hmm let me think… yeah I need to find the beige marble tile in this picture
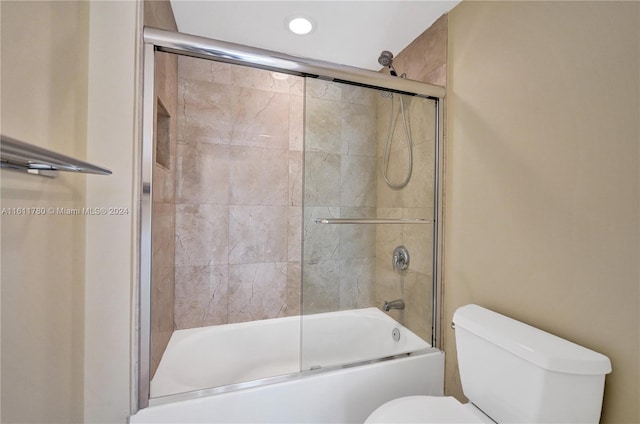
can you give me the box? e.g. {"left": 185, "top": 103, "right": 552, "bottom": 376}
{"left": 153, "top": 162, "right": 175, "bottom": 204}
{"left": 228, "top": 205, "right": 288, "bottom": 264}
{"left": 341, "top": 83, "right": 378, "bottom": 106}
{"left": 380, "top": 147, "right": 411, "bottom": 186}
{"left": 285, "top": 261, "right": 301, "bottom": 316}
{"left": 287, "top": 206, "right": 302, "bottom": 262}
{"left": 302, "top": 259, "right": 339, "bottom": 314}
{"left": 155, "top": 52, "right": 178, "bottom": 116}
{"left": 288, "top": 150, "right": 303, "bottom": 207}
{"left": 304, "top": 96, "right": 342, "bottom": 153}
{"left": 179, "top": 55, "right": 232, "bottom": 85}
{"left": 377, "top": 94, "right": 430, "bottom": 156}
{"left": 230, "top": 87, "right": 290, "bottom": 149}
{"left": 304, "top": 152, "right": 341, "bottom": 206}
{"left": 402, "top": 270, "right": 432, "bottom": 341}
{"left": 341, "top": 102, "right": 378, "bottom": 157}
{"left": 376, "top": 162, "right": 403, "bottom": 208}
{"left": 377, "top": 208, "right": 404, "bottom": 219}
{"left": 289, "top": 94, "right": 304, "bottom": 151}
{"left": 339, "top": 257, "right": 375, "bottom": 310}
{"left": 177, "top": 105, "right": 231, "bottom": 146}
{"left": 403, "top": 207, "right": 432, "bottom": 221}
{"left": 306, "top": 78, "right": 341, "bottom": 101}
{"left": 174, "top": 265, "right": 229, "bottom": 329}
{"left": 405, "top": 96, "right": 436, "bottom": 148}
{"left": 175, "top": 204, "right": 229, "bottom": 266}
{"left": 177, "top": 80, "right": 232, "bottom": 145}
{"left": 231, "top": 65, "right": 301, "bottom": 95}
{"left": 339, "top": 207, "right": 376, "bottom": 259}
{"left": 393, "top": 14, "right": 447, "bottom": 84}
{"left": 144, "top": 0, "right": 178, "bottom": 31}
{"left": 400, "top": 141, "right": 435, "bottom": 208}
{"left": 341, "top": 155, "right": 377, "bottom": 207}
{"left": 150, "top": 249, "right": 175, "bottom": 376}
{"left": 375, "top": 208, "right": 404, "bottom": 269}
{"left": 424, "top": 64, "right": 446, "bottom": 88}
{"left": 153, "top": 53, "right": 178, "bottom": 206}
{"left": 374, "top": 258, "right": 403, "bottom": 321}
{"left": 288, "top": 75, "right": 304, "bottom": 96}
{"left": 376, "top": 94, "right": 393, "bottom": 157}
{"left": 401, "top": 218, "right": 433, "bottom": 275}
{"left": 180, "top": 56, "right": 228, "bottom": 83}
{"left": 151, "top": 201, "right": 175, "bottom": 357}
{"left": 376, "top": 95, "right": 422, "bottom": 205}
{"left": 176, "top": 143, "right": 230, "bottom": 205}
{"left": 152, "top": 202, "right": 176, "bottom": 259}
{"left": 151, "top": 47, "right": 178, "bottom": 378}
{"left": 228, "top": 262, "right": 287, "bottom": 323}
{"left": 229, "top": 146, "right": 288, "bottom": 206}
{"left": 303, "top": 207, "right": 340, "bottom": 264}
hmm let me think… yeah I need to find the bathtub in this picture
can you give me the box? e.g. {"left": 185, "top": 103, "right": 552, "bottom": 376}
{"left": 131, "top": 308, "right": 444, "bottom": 423}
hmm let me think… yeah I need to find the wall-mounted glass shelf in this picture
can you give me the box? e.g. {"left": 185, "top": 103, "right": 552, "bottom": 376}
{"left": 1, "top": 135, "right": 112, "bottom": 177}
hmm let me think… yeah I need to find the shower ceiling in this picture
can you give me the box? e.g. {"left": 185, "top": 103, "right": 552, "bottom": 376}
{"left": 169, "top": 1, "right": 460, "bottom": 71}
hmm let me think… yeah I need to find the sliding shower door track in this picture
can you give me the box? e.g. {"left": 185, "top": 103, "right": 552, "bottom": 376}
{"left": 148, "top": 347, "right": 438, "bottom": 407}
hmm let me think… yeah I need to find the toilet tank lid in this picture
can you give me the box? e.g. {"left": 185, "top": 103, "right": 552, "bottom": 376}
{"left": 453, "top": 304, "right": 612, "bottom": 375}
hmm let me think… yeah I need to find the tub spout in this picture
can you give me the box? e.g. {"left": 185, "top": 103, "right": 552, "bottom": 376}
{"left": 383, "top": 299, "right": 405, "bottom": 312}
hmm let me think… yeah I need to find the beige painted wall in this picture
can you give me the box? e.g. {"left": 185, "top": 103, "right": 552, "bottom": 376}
{"left": 84, "top": 1, "right": 140, "bottom": 422}
{"left": 0, "top": 2, "right": 89, "bottom": 422}
{"left": 2, "top": 2, "right": 140, "bottom": 422}
{"left": 445, "top": 2, "right": 639, "bottom": 423}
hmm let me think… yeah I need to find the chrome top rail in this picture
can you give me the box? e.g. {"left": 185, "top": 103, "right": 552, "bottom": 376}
{"left": 314, "top": 218, "right": 432, "bottom": 225}
{"left": 1, "top": 135, "right": 112, "bottom": 177}
{"left": 143, "top": 27, "right": 445, "bottom": 100}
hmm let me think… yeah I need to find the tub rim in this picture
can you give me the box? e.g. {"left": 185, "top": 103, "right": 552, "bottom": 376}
{"left": 151, "top": 307, "right": 432, "bottom": 399}
{"left": 148, "top": 347, "right": 440, "bottom": 407}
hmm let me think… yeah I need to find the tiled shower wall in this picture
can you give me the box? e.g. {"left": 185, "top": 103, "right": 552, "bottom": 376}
{"left": 172, "top": 56, "right": 438, "bottom": 338}
{"left": 150, "top": 50, "right": 178, "bottom": 376}
{"left": 174, "top": 57, "right": 304, "bottom": 329}
{"left": 146, "top": 0, "right": 179, "bottom": 380}
{"left": 377, "top": 13, "right": 447, "bottom": 342}
{"left": 302, "top": 79, "right": 379, "bottom": 313}
{"left": 374, "top": 94, "right": 436, "bottom": 341}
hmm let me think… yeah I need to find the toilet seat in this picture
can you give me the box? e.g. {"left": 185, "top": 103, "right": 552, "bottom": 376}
{"left": 365, "top": 396, "right": 492, "bottom": 423}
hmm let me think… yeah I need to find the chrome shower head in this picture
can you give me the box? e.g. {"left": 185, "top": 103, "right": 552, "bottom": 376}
{"left": 378, "top": 50, "right": 394, "bottom": 67}
{"left": 378, "top": 50, "right": 398, "bottom": 76}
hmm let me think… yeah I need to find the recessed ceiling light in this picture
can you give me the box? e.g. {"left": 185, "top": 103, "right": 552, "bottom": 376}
{"left": 287, "top": 16, "right": 314, "bottom": 35}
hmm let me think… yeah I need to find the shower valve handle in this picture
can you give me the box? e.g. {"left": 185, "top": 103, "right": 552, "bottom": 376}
{"left": 392, "top": 246, "right": 409, "bottom": 271}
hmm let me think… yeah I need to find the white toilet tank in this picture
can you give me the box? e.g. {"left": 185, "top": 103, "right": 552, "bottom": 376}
{"left": 453, "top": 305, "right": 612, "bottom": 423}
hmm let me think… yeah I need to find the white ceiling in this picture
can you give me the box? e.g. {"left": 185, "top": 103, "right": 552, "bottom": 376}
{"left": 170, "top": 1, "right": 460, "bottom": 71}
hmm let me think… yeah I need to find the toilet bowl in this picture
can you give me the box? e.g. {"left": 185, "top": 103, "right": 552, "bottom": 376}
{"left": 365, "top": 395, "right": 493, "bottom": 423}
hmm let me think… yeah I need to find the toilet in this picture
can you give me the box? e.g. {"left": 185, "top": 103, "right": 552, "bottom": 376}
{"left": 366, "top": 304, "right": 612, "bottom": 423}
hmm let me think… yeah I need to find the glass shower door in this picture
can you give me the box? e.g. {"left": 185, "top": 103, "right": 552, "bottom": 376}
{"left": 301, "top": 77, "right": 437, "bottom": 371}
{"left": 149, "top": 53, "right": 307, "bottom": 398}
